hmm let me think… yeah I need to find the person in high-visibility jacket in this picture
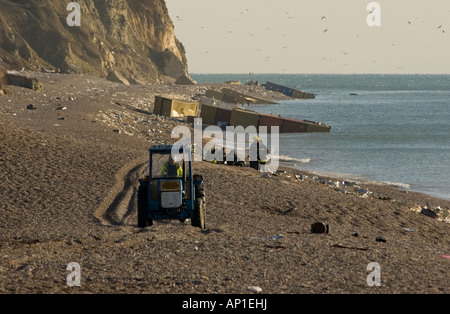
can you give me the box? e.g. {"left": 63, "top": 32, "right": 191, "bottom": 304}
{"left": 161, "top": 155, "right": 183, "bottom": 177}
{"left": 249, "top": 136, "right": 268, "bottom": 171}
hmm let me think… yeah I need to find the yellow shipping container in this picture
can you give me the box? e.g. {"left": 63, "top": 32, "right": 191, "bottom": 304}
{"left": 156, "top": 96, "right": 199, "bottom": 118}
{"left": 171, "top": 100, "right": 199, "bottom": 118}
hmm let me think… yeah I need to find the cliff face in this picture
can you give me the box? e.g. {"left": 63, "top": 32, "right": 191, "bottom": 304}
{"left": 0, "top": 0, "right": 190, "bottom": 83}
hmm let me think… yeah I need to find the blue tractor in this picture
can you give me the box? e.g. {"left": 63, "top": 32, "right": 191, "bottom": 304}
{"left": 137, "top": 144, "right": 206, "bottom": 229}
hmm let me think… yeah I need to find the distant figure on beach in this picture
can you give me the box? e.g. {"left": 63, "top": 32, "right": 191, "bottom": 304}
{"left": 249, "top": 136, "right": 268, "bottom": 171}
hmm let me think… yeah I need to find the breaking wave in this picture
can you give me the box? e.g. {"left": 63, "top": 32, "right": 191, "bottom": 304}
{"left": 276, "top": 155, "right": 311, "bottom": 163}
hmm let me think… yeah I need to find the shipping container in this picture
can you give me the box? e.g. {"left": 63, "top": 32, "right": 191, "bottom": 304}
{"left": 171, "top": 100, "right": 199, "bottom": 118}
{"left": 230, "top": 108, "right": 261, "bottom": 129}
{"left": 215, "top": 107, "right": 233, "bottom": 126}
{"left": 304, "top": 120, "right": 331, "bottom": 132}
{"left": 154, "top": 95, "right": 199, "bottom": 118}
{"left": 292, "top": 89, "right": 315, "bottom": 99}
{"left": 205, "top": 90, "right": 225, "bottom": 101}
{"left": 265, "top": 81, "right": 315, "bottom": 99}
{"left": 280, "top": 117, "right": 308, "bottom": 133}
{"left": 160, "top": 98, "right": 173, "bottom": 117}
{"left": 153, "top": 95, "right": 164, "bottom": 115}
{"left": 258, "top": 113, "right": 284, "bottom": 133}
{"left": 200, "top": 104, "right": 218, "bottom": 126}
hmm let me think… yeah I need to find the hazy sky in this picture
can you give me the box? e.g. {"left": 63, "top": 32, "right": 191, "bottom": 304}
{"left": 165, "top": 0, "right": 450, "bottom": 74}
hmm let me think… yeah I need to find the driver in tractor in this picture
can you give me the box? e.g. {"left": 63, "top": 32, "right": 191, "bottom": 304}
{"left": 161, "top": 155, "right": 183, "bottom": 177}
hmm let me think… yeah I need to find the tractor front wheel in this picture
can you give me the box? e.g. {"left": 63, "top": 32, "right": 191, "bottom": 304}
{"left": 137, "top": 185, "right": 152, "bottom": 227}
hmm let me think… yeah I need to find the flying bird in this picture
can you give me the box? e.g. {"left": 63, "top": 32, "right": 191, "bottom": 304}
{"left": 323, "top": 29, "right": 328, "bottom": 33}
{"left": 321, "top": 16, "right": 326, "bottom": 20}
{"left": 437, "top": 25, "right": 442, "bottom": 29}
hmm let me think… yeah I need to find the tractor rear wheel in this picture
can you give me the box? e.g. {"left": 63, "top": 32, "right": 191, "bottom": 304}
{"left": 137, "top": 185, "right": 152, "bottom": 227}
{"left": 192, "top": 197, "right": 206, "bottom": 229}
{"left": 194, "top": 184, "right": 205, "bottom": 199}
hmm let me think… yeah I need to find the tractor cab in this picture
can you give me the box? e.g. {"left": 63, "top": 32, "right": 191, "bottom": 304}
{"left": 137, "top": 144, "right": 205, "bottom": 229}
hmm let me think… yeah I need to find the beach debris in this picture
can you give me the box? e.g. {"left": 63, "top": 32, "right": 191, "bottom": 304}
{"left": 6, "top": 72, "right": 44, "bottom": 92}
{"left": 420, "top": 207, "right": 438, "bottom": 219}
{"left": 376, "top": 236, "right": 386, "bottom": 243}
{"left": 294, "top": 174, "right": 305, "bottom": 181}
{"left": 352, "top": 232, "right": 359, "bottom": 237}
{"left": 261, "top": 173, "right": 277, "bottom": 181}
{"left": 26, "top": 104, "right": 37, "bottom": 110}
{"left": 409, "top": 204, "right": 449, "bottom": 223}
{"left": 326, "top": 180, "right": 340, "bottom": 187}
{"left": 56, "top": 106, "right": 67, "bottom": 110}
{"left": 281, "top": 207, "right": 296, "bottom": 215}
{"left": 356, "top": 188, "right": 373, "bottom": 198}
{"left": 247, "top": 286, "right": 263, "bottom": 293}
{"left": 331, "top": 243, "right": 369, "bottom": 251}
{"left": 268, "top": 234, "right": 283, "bottom": 240}
{"left": 263, "top": 244, "right": 287, "bottom": 252}
{"left": 402, "top": 228, "right": 415, "bottom": 232}
{"left": 311, "top": 222, "right": 329, "bottom": 234}
{"left": 250, "top": 234, "right": 284, "bottom": 241}
{"left": 440, "top": 255, "right": 450, "bottom": 259}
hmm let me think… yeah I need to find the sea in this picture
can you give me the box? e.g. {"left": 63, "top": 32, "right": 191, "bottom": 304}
{"left": 191, "top": 73, "right": 450, "bottom": 201}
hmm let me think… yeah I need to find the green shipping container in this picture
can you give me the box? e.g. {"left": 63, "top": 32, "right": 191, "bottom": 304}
{"left": 153, "top": 96, "right": 164, "bottom": 115}
{"left": 160, "top": 99, "right": 173, "bottom": 117}
{"left": 215, "top": 107, "right": 233, "bottom": 126}
{"left": 200, "top": 104, "right": 218, "bottom": 125}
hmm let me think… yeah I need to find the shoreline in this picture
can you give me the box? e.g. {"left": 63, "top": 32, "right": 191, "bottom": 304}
{"left": 277, "top": 162, "right": 450, "bottom": 223}
{"left": 279, "top": 158, "right": 450, "bottom": 202}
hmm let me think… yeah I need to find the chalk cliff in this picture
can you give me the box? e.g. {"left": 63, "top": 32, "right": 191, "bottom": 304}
{"left": 0, "top": 0, "right": 190, "bottom": 84}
